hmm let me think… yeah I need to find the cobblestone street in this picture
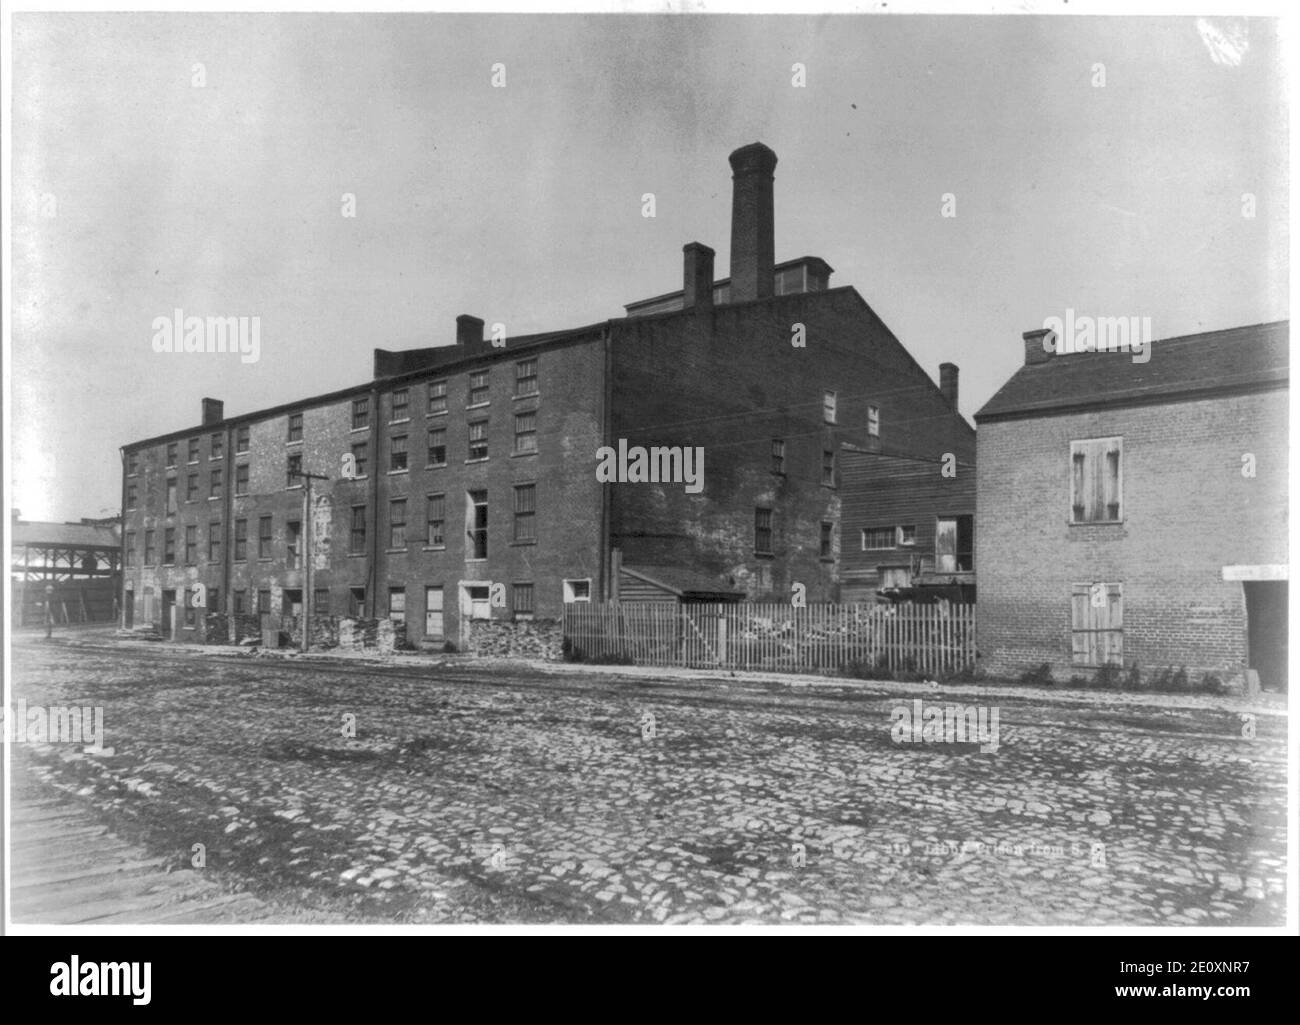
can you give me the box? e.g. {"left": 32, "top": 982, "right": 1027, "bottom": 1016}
{"left": 9, "top": 639, "right": 1287, "bottom": 925}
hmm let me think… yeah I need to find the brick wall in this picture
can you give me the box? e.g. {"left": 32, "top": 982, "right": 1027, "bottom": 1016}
{"left": 976, "top": 388, "right": 1288, "bottom": 679}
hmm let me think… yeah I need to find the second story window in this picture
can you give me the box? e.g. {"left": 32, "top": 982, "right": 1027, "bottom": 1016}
{"left": 820, "top": 522, "right": 833, "bottom": 559}
{"left": 514, "top": 412, "right": 537, "bottom": 454}
{"left": 755, "top": 507, "right": 773, "bottom": 556}
{"left": 287, "top": 452, "right": 302, "bottom": 488}
{"left": 235, "top": 463, "right": 249, "bottom": 496}
{"left": 469, "top": 370, "right": 490, "bottom": 407}
{"left": 467, "top": 489, "right": 488, "bottom": 559}
{"left": 127, "top": 452, "right": 139, "bottom": 476}
{"left": 1071, "top": 437, "right": 1123, "bottom": 523}
{"left": 210, "top": 468, "right": 222, "bottom": 499}
{"left": 391, "top": 389, "right": 409, "bottom": 422}
{"left": 867, "top": 405, "right": 880, "bottom": 437}
{"left": 126, "top": 483, "right": 138, "bottom": 509}
{"left": 188, "top": 438, "right": 200, "bottom": 463}
{"left": 427, "top": 428, "right": 446, "bottom": 467}
{"left": 233, "top": 519, "right": 247, "bottom": 561}
{"left": 822, "top": 449, "right": 835, "bottom": 487}
{"left": 166, "top": 442, "right": 178, "bottom": 467}
{"left": 258, "top": 515, "right": 272, "bottom": 559}
{"left": 390, "top": 434, "right": 408, "bottom": 472}
{"left": 468, "top": 420, "right": 488, "bottom": 461}
{"left": 163, "top": 527, "right": 176, "bottom": 565}
{"left": 186, "top": 473, "right": 198, "bottom": 502}
{"left": 515, "top": 358, "right": 538, "bottom": 396}
{"left": 184, "top": 525, "right": 197, "bottom": 564}
{"left": 862, "top": 527, "right": 895, "bottom": 550}
{"left": 235, "top": 425, "right": 250, "bottom": 453}
{"left": 124, "top": 531, "right": 135, "bottom": 565}
{"left": 208, "top": 521, "right": 221, "bottom": 561}
{"left": 771, "top": 438, "right": 785, "bottom": 474}
{"left": 165, "top": 478, "right": 177, "bottom": 514}
{"left": 287, "top": 519, "right": 301, "bottom": 567}
{"left": 144, "top": 530, "right": 156, "bottom": 565}
{"left": 513, "top": 483, "right": 536, "bottom": 542}
{"left": 350, "top": 505, "right": 366, "bottom": 554}
{"left": 288, "top": 413, "right": 303, "bottom": 443}
{"left": 210, "top": 432, "right": 223, "bottom": 459}
{"left": 823, "top": 391, "right": 837, "bottom": 424}
{"left": 426, "top": 494, "right": 445, "bottom": 547}
{"left": 352, "top": 396, "right": 370, "bottom": 431}
{"left": 389, "top": 499, "right": 407, "bottom": 549}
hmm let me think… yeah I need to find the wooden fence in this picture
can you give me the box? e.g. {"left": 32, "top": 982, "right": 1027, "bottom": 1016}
{"left": 562, "top": 601, "right": 976, "bottom": 675}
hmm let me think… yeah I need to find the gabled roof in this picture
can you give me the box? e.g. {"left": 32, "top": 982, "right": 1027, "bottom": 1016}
{"left": 975, "top": 320, "right": 1289, "bottom": 423}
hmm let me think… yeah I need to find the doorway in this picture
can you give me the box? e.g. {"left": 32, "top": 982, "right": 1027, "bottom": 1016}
{"left": 1245, "top": 581, "right": 1287, "bottom": 691}
{"left": 160, "top": 589, "right": 176, "bottom": 638}
{"left": 458, "top": 581, "right": 491, "bottom": 648}
{"left": 425, "top": 586, "right": 445, "bottom": 643}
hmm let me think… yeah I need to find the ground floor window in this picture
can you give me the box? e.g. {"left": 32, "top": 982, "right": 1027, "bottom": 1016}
{"left": 349, "top": 587, "right": 366, "bottom": 618}
{"left": 389, "top": 587, "right": 406, "bottom": 624}
{"left": 1071, "top": 582, "right": 1123, "bottom": 665}
{"left": 563, "top": 578, "right": 591, "bottom": 603}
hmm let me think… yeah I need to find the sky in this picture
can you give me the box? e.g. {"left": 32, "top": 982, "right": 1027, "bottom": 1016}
{"left": 8, "top": 12, "right": 1289, "bottom": 522}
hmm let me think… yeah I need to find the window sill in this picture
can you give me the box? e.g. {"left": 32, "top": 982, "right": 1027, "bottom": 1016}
{"left": 341, "top": 475, "right": 368, "bottom": 482}
{"left": 210, "top": 456, "right": 222, "bottom": 461}
{"left": 513, "top": 392, "right": 539, "bottom": 401}
{"left": 387, "top": 469, "right": 409, "bottom": 476}
{"left": 385, "top": 548, "right": 408, "bottom": 554}
{"left": 426, "top": 463, "right": 447, "bottom": 471}
{"left": 287, "top": 484, "right": 303, "bottom": 491}
{"left": 426, "top": 410, "right": 448, "bottom": 419}
{"left": 347, "top": 552, "right": 366, "bottom": 558}
{"left": 349, "top": 427, "right": 369, "bottom": 435}
{"left": 510, "top": 539, "right": 538, "bottom": 547}
{"left": 208, "top": 496, "right": 221, "bottom": 501}
{"left": 287, "top": 439, "right": 303, "bottom": 447}
{"left": 1068, "top": 519, "right": 1125, "bottom": 527}
{"left": 512, "top": 450, "right": 537, "bottom": 458}
{"left": 466, "top": 402, "right": 490, "bottom": 411}
{"left": 465, "top": 558, "right": 487, "bottom": 564}
{"left": 754, "top": 552, "right": 775, "bottom": 560}
{"left": 465, "top": 458, "right": 489, "bottom": 465}
{"left": 421, "top": 546, "right": 447, "bottom": 552}
{"left": 389, "top": 418, "right": 411, "bottom": 426}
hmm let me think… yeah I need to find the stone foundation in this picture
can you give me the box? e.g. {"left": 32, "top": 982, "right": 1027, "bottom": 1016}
{"left": 468, "top": 617, "right": 563, "bottom": 660}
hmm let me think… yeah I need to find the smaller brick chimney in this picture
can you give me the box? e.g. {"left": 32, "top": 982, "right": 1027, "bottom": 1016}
{"left": 456, "top": 315, "right": 485, "bottom": 348}
{"left": 1023, "top": 328, "right": 1055, "bottom": 366}
{"left": 201, "top": 398, "right": 224, "bottom": 425}
{"left": 939, "top": 363, "right": 958, "bottom": 408}
{"left": 682, "top": 242, "right": 715, "bottom": 313}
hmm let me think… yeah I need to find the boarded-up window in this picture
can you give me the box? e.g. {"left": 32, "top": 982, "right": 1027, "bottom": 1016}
{"left": 1070, "top": 437, "right": 1122, "bottom": 523}
{"left": 1071, "top": 582, "right": 1123, "bottom": 666}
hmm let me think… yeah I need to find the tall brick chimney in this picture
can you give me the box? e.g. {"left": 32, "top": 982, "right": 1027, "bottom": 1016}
{"left": 939, "top": 363, "right": 958, "bottom": 408}
{"left": 728, "top": 142, "right": 778, "bottom": 304}
{"left": 1023, "top": 328, "right": 1055, "bottom": 366}
{"left": 456, "top": 314, "right": 485, "bottom": 348}
{"left": 682, "top": 242, "right": 715, "bottom": 313}
{"left": 201, "top": 398, "right": 224, "bottom": 425}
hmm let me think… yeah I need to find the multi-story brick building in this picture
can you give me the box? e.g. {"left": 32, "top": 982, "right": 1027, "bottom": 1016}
{"left": 974, "top": 320, "right": 1289, "bottom": 689}
{"left": 120, "top": 142, "right": 973, "bottom": 648}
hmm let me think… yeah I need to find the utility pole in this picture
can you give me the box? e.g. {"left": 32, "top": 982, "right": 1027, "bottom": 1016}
{"left": 292, "top": 468, "right": 331, "bottom": 653}
{"left": 44, "top": 583, "right": 54, "bottom": 641}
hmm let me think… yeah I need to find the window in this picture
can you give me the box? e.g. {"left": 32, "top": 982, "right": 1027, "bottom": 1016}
{"left": 166, "top": 442, "right": 178, "bottom": 467}
{"left": 867, "top": 405, "right": 880, "bottom": 437}
{"left": 1070, "top": 437, "right": 1122, "bottom": 523}
{"left": 936, "top": 515, "right": 974, "bottom": 572}
{"left": 258, "top": 516, "right": 272, "bottom": 559}
{"left": 391, "top": 389, "right": 409, "bottom": 422}
{"left": 163, "top": 528, "right": 176, "bottom": 565}
{"left": 287, "top": 520, "right": 301, "bottom": 568}
{"left": 755, "top": 507, "right": 773, "bottom": 556}
{"left": 288, "top": 412, "right": 303, "bottom": 443}
{"left": 235, "top": 463, "right": 249, "bottom": 496}
{"left": 1071, "top": 582, "right": 1123, "bottom": 665}
{"left": 314, "top": 588, "right": 330, "bottom": 615}
{"left": 208, "top": 588, "right": 219, "bottom": 617}
{"left": 862, "top": 527, "right": 895, "bottom": 551}
{"left": 516, "top": 359, "right": 538, "bottom": 397}
{"left": 823, "top": 390, "right": 837, "bottom": 424}
{"left": 822, "top": 449, "right": 835, "bottom": 486}
{"left": 468, "top": 421, "right": 488, "bottom": 461}
{"left": 144, "top": 530, "right": 156, "bottom": 565}
{"left": 184, "top": 525, "right": 197, "bottom": 564}
{"left": 234, "top": 519, "right": 248, "bottom": 561}
{"left": 188, "top": 438, "right": 200, "bottom": 463}
{"left": 127, "top": 452, "right": 139, "bottom": 476}
{"left": 513, "top": 582, "right": 534, "bottom": 618}
{"left": 352, "top": 397, "right": 370, "bottom": 431}
{"left": 208, "top": 521, "right": 221, "bottom": 561}
{"left": 257, "top": 589, "right": 271, "bottom": 615}
{"left": 390, "top": 434, "right": 408, "bottom": 472}
{"left": 426, "top": 494, "right": 445, "bottom": 547}
{"left": 184, "top": 590, "right": 197, "bottom": 628}
{"left": 820, "top": 522, "right": 833, "bottom": 559}
{"left": 771, "top": 439, "right": 785, "bottom": 474}
{"left": 897, "top": 525, "right": 916, "bottom": 547}
{"left": 287, "top": 452, "right": 302, "bottom": 487}
{"left": 349, "top": 587, "right": 366, "bottom": 618}
{"left": 126, "top": 483, "right": 137, "bottom": 509}
{"left": 425, "top": 586, "right": 444, "bottom": 641}
{"left": 427, "top": 428, "right": 446, "bottom": 467}
{"left": 187, "top": 473, "right": 199, "bottom": 502}
{"left": 350, "top": 442, "right": 368, "bottom": 478}
{"left": 469, "top": 370, "right": 490, "bottom": 406}
{"left": 514, "top": 484, "right": 536, "bottom": 542}
{"left": 428, "top": 380, "right": 447, "bottom": 415}
{"left": 514, "top": 412, "right": 537, "bottom": 454}
{"left": 209, "top": 468, "right": 222, "bottom": 499}
{"left": 166, "top": 478, "right": 177, "bottom": 514}
{"left": 350, "top": 505, "right": 366, "bottom": 554}
{"left": 236, "top": 425, "right": 250, "bottom": 453}
{"left": 234, "top": 590, "right": 246, "bottom": 615}
{"left": 467, "top": 490, "right": 488, "bottom": 559}
{"left": 125, "top": 532, "right": 136, "bottom": 566}
{"left": 389, "top": 499, "right": 407, "bottom": 549}
{"left": 563, "top": 579, "right": 591, "bottom": 603}
{"left": 388, "top": 587, "right": 406, "bottom": 624}
{"left": 211, "top": 433, "right": 223, "bottom": 459}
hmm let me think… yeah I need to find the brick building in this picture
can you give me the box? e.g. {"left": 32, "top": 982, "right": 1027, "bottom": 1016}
{"left": 120, "top": 142, "right": 973, "bottom": 648}
{"left": 974, "top": 320, "right": 1289, "bottom": 689}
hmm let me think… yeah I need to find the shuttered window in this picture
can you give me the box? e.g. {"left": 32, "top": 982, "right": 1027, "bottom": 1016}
{"left": 1070, "top": 437, "right": 1122, "bottom": 523}
{"left": 1071, "top": 582, "right": 1123, "bottom": 666}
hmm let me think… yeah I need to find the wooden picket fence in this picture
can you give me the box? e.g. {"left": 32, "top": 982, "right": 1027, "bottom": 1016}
{"left": 562, "top": 601, "right": 976, "bottom": 675}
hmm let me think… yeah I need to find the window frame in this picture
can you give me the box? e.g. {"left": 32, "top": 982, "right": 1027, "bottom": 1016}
{"left": 1069, "top": 436, "right": 1124, "bottom": 525}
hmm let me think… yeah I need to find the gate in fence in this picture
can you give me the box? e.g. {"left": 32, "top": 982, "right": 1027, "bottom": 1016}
{"left": 563, "top": 601, "right": 976, "bottom": 675}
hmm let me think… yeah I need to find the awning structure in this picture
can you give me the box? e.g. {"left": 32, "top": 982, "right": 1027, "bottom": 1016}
{"left": 618, "top": 564, "right": 745, "bottom": 603}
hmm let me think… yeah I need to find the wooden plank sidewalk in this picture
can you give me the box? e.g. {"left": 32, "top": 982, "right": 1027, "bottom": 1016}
{"left": 10, "top": 791, "right": 274, "bottom": 925}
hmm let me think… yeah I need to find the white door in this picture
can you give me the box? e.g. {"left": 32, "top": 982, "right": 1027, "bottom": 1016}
{"left": 425, "top": 586, "right": 444, "bottom": 642}
{"left": 936, "top": 518, "right": 958, "bottom": 573}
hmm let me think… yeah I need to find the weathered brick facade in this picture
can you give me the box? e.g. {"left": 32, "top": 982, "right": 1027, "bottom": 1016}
{"left": 975, "top": 322, "right": 1288, "bottom": 685}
